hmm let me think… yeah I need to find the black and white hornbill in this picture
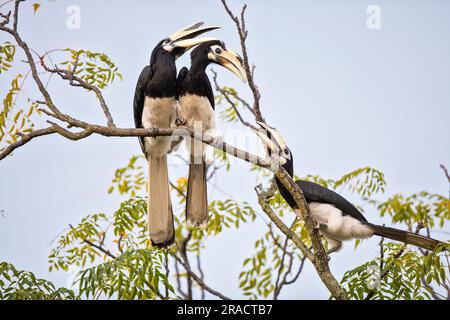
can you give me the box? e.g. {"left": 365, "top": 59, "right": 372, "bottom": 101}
{"left": 133, "top": 22, "right": 219, "bottom": 247}
{"left": 176, "top": 40, "right": 247, "bottom": 226}
{"left": 253, "top": 122, "right": 443, "bottom": 253}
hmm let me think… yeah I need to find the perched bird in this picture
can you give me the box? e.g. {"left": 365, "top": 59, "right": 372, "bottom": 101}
{"left": 133, "top": 23, "right": 219, "bottom": 247}
{"left": 253, "top": 122, "right": 443, "bottom": 253}
{"left": 176, "top": 40, "right": 247, "bottom": 226}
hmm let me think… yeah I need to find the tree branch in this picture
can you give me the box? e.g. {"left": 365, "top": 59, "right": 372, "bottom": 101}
{"left": 39, "top": 58, "right": 115, "bottom": 127}
{"left": 211, "top": 70, "right": 256, "bottom": 130}
{"left": 174, "top": 255, "right": 231, "bottom": 300}
{"left": 219, "top": 0, "right": 264, "bottom": 122}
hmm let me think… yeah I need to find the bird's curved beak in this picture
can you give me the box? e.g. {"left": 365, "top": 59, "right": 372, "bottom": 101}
{"left": 210, "top": 48, "right": 247, "bottom": 83}
{"left": 165, "top": 22, "right": 220, "bottom": 56}
{"left": 252, "top": 121, "right": 287, "bottom": 162}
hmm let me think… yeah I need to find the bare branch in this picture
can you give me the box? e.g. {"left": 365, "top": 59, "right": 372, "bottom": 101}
{"left": 0, "top": 127, "right": 56, "bottom": 161}
{"left": 69, "top": 224, "right": 117, "bottom": 260}
{"left": 174, "top": 253, "right": 231, "bottom": 300}
{"left": 39, "top": 58, "right": 115, "bottom": 127}
{"left": 440, "top": 164, "right": 450, "bottom": 183}
{"left": 255, "top": 184, "right": 313, "bottom": 261}
{"left": 178, "top": 232, "right": 193, "bottom": 300}
{"left": 196, "top": 255, "right": 206, "bottom": 300}
{"left": 219, "top": 0, "right": 264, "bottom": 122}
{"left": 212, "top": 69, "right": 256, "bottom": 129}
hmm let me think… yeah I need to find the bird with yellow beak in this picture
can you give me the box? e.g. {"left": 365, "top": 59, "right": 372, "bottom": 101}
{"left": 133, "top": 22, "right": 220, "bottom": 247}
{"left": 176, "top": 40, "right": 247, "bottom": 227}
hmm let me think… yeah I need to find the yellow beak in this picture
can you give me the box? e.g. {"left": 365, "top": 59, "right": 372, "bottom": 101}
{"left": 212, "top": 48, "right": 247, "bottom": 83}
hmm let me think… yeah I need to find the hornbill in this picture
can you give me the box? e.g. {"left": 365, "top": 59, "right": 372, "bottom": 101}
{"left": 253, "top": 122, "right": 443, "bottom": 253}
{"left": 176, "top": 40, "right": 247, "bottom": 226}
{"left": 133, "top": 22, "right": 219, "bottom": 247}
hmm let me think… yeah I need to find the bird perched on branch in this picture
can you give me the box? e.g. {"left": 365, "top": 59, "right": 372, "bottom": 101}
{"left": 253, "top": 122, "right": 444, "bottom": 253}
{"left": 176, "top": 40, "right": 247, "bottom": 227}
{"left": 133, "top": 22, "right": 219, "bottom": 247}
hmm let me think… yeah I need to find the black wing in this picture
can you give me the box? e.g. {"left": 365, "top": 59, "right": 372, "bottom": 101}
{"left": 296, "top": 180, "right": 368, "bottom": 222}
{"left": 203, "top": 73, "right": 215, "bottom": 109}
{"left": 176, "top": 68, "right": 214, "bottom": 109}
{"left": 176, "top": 67, "right": 189, "bottom": 100}
{"left": 133, "top": 65, "right": 152, "bottom": 154}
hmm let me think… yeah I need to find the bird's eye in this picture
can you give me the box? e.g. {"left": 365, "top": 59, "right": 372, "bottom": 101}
{"left": 163, "top": 39, "right": 170, "bottom": 45}
{"left": 215, "top": 47, "right": 222, "bottom": 54}
{"left": 283, "top": 149, "right": 289, "bottom": 155}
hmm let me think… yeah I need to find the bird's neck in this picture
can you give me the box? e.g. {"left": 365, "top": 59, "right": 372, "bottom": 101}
{"left": 283, "top": 158, "right": 294, "bottom": 178}
{"left": 147, "top": 51, "right": 177, "bottom": 97}
{"left": 189, "top": 57, "right": 209, "bottom": 77}
{"left": 275, "top": 158, "right": 297, "bottom": 209}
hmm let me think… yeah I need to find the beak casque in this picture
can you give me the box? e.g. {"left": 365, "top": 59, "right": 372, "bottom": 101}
{"left": 252, "top": 121, "right": 287, "bottom": 153}
{"left": 215, "top": 48, "right": 247, "bottom": 83}
{"left": 169, "top": 22, "right": 220, "bottom": 43}
{"left": 173, "top": 37, "right": 219, "bottom": 49}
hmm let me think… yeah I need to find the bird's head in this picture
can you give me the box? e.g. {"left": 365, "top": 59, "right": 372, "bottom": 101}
{"left": 252, "top": 121, "right": 293, "bottom": 173}
{"left": 191, "top": 40, "right": 247, "bottom": 82}
{"left": 153, "top": 22, "right": 220, "bottom": 61}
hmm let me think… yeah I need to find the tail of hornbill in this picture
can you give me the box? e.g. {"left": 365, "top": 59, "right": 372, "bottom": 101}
{"left": 176, "top": 40, "right": 247, "bottom": 226}
{"left": 133, "top": 23, "right": 219, "bottom": 247}
{"left": 253, "top": 122, "right": 444, "bottom": 253}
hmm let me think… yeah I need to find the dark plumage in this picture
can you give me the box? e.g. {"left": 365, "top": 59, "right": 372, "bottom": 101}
{"left": 132, "top": 23, "right": 220, "bottom": 247}
{"left": 254, "top": 123, "right": 443, "bottom": 252}
{"left": 176, "top": 40, "right": 246, "bottom": 226}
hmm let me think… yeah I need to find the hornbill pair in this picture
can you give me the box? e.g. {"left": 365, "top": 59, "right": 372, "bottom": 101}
{"left": 253, "top": 122, "right": 443, "bottom": 253}
{"left": 134, "top": 23, "right": 442, "bottom": 253}
{"left": 133, "top": 23, "right": 246, "bottom": 247}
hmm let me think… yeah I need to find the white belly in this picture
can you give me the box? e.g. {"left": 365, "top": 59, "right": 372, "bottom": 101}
{"left": 308, "top": 202, "right": 373, "bottom": 241}
{"left": 142, "top": 97, "right": 177, "bottom": 157}
{"left": 177, "top": 95, "right": 216, "bottom": 132}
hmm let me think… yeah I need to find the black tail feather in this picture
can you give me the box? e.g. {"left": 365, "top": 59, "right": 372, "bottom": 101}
{"left": 365, "top": 223, "right": 442, "bottom": 251}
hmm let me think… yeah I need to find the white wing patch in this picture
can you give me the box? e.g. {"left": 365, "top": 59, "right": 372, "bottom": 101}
{"left": 309, "top": 202, "right": 374, "bottom": 241}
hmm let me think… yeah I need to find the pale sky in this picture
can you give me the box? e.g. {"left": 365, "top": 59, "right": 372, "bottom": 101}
{"left": 0, "top": 0, "right": 449, "bottom": 299}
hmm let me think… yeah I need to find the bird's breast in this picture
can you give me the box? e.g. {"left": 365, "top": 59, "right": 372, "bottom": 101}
{"left": 177, "top": 94, "right": 215, "bottom": 132}
{"left": 142, "top": 97, "right": 177, "bottom": 129}
{"left": 141, "top": 97, "right": 177, "bottom": 156}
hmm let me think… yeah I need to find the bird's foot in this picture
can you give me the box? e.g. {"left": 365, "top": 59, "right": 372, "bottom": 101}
{"left": 326, "top": 239, "right": 342, "bottom": 259}
{"left": 175, "top": 117, "right": 187, "bottom": 127}
{"left": 316, "top": 222, "right": 327, "bottom": 231}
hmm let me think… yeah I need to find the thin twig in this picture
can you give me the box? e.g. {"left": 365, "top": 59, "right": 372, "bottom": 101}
{"left": 220, "top": 0, "right": 264, "bottom": 122}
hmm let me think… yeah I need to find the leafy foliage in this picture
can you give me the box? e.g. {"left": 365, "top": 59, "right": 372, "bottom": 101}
{"left": 378, "top": 191, "right": 449, "bottom": 229}
{"left": 46, "top": 153, "right": 260, "bottom": 299}
{"left": 0, "top": 74, "right": 38, "bottom": 148}
{"left": 108, "top": 155, "right": 146, "bottom": 197}
{"left": 0, "top": 43, "right": 15, "bottom": 74}
{"left": 48, "top": 213, "right": 110, "bottom": 272}
{"left": 76, "top": 249, "right": 174, "bottom": 300}
{"left": 341, "top": 242, "right": 450, "bottom": 300}
{"left": 0, "top": 262, "right": 77, "bottom": 300}
{"left": 187, "top": 199, "right": 257, "bottom": 253}
{"left": 334, "top": 167, "right": 386, "bottom": 197}
{"left": 59, "top": 49, "right": 122, "bottom": 89}
{"left": 215, "top": 86, "right": 247, "bottom": 124}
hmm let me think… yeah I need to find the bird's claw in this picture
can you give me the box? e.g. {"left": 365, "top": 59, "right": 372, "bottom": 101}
{"left": 175, "top": 117, "right": 187, "bottom": 127}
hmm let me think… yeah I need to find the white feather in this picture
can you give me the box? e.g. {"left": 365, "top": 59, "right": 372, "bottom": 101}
{"left": 177, "top": 95, "right": 216, "bottom": 131}
{"left": 177, "top": 94, "right": 217, "bottom": 159}
{"left": 309, "top": 202, "right": 373, "bottom": 241}
{"left": 142, "top": 97, "right": 177, "bottom": 156}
